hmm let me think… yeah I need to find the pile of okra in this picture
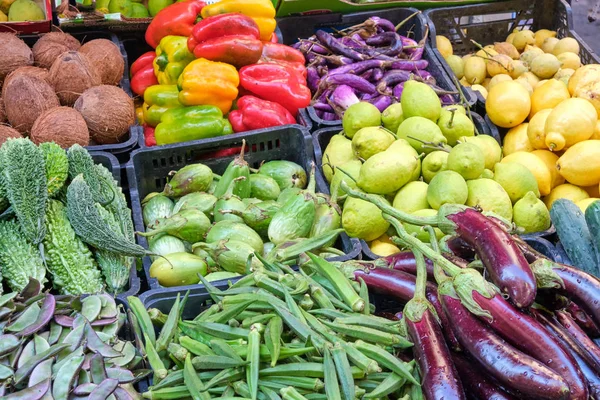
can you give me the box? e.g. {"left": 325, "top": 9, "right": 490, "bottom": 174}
{"left": 128, "top": 253, "right": 422, "bottom": 400}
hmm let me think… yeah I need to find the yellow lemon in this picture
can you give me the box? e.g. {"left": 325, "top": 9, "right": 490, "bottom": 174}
{"left": 471, "top": 84, "right": 488, "bottom": 99}
{"left": 494, "top": 42, "right": 520, "bottom": 59}
{"left": 541, "top": 37, "right": 560, "bottom": 53}
{"left": 583, "top": 184, "right": 600, "bottom": 198}
{"left": 481, "top": 78, "right": 491, "bottom": 90}
{"left": 552, "top": 37, "right": 580, "bottom": 56}
{"left": 574, "top": 80, "right": 600, "bottom": 116}
{"left": 506, "top": 31, "right": 517, "bottom": 44}
{"left": 375, "top": 233, "right": 395, "bottom": 245}
{"left": 544, "top": 183, "right": 589, "bottom": 209}
{"left": 556, "top": 140, "right": 600, "bottom": 186}
{"left": 532, "top": 149, "right": 565, "bottom": 188}
{"left": 515, "top": 77, "right": 534, "bottom": 95}
{"left": 576, "top": 198, "right": 600, "bottom": 212}
{"left": 486, "top": 81, "right": 531, "bottom": 128}
{"left": 487, "top": 54, "right": 513, "bottom": 77}
{"left": 557, "top": 52, "right": 581, "bottom": 70}
{"left": 527, "top": 109, "right": 553, "bottom": 149}
{"left": 519, "top": 71, "right": 541, "bottom": 89}
{"left": 464, "top": 56, "right": 487, "bottom": 84}
{"left": 521, "top": 47, "right": 544, "bottom": 65}
{"left": 592, "top": 120, "right": 600, "bottom": 140}
{"left": 503, "top": 123, "right": 534, "bottom": 155}
{"left": 437, "top": 36, "right": 453, "bottom": 59}
{"left": 476, "top": 48, "right": 498, "bottom": 61}
{"left": 568, "top": 64, "right": 600, "bottom": 95}
{"left": 530, "top": 53, "right": 561, "bottom": 79}
{"left": 529, "top": 79, "right": 570, "bottom": 119}
{"left": 554, "top": 68, "right": 575, "bottom": 86}
{"left": 501, "top": 151, "right": 552, "bottom": 196}
{"left": 370, "top": 240, "right": 401, "bottom": 257}
{"left": 509, "top": 60, "right": 529, "bottom": 79}
{"left": 535, "top": 29, "right": 557, "bottom": 48}
{"left": 459, "top": 77, "right": 471, "bottom": 87}
{"left": 512, "top": 30, "right": 535, "bottom": 51}
{"left": 544, "top": 98, "right": 598, "bottom": 151}
{"left": 489, "top": 74, "right": 512, "bottom": 90}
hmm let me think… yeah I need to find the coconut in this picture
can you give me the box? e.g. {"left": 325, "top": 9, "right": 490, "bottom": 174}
{"left": 48, "top": 51, "right": 101, "bottom": 106}
{"left": 0, "top": 33, "right": 34, "bottom": 84}
{"left": 30, "top": 106, "right": 89, "bottom": 148}
{"left": 0, "top": 98, "right": 5, "bottom": 123}
{"left": 2, "top": 75, "right": 60, "bottom": 134}
{"left": 32, "top": 32, "right": 81, "bottom": 69}
{"left": 2, "top": 66, "right": 49, "bottom": 92}
{"left": 79, "top": 39, "right": 124, "bottom": 86}
{"left": 0, "top": 125, "right": 22, "bottom": 145}
{"left": 74, "top": 85, "right": 134, "bottom": 144}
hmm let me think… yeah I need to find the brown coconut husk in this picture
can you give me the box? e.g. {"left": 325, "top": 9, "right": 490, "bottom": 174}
{"left": 0, "top": 98, "right": 5, "bottom": 123}
{"left": 2, "top": 66, "right": 49, "bottom": 93}
{"left": 32, "top": 32, "right": 81, "bottom": 69}
{"left": 2, "top": 75, "right": 60, "bottom": 134}
{"left": 0, "top": 125, "right": 23, "bottom": 145}
{"left": 0, "top": 33, "right": 34, "bottom": 84}
{"left": 74, "top": 85, "right": 134, "bottom": 145}
{"left": 48, "top": 51, "right": 101, "bottom": 106}
{"left": 30, "top": 106, "right": 90, "bottom": 148}
{"left": 79, "top": 39, "right": 124, "bottom": 86}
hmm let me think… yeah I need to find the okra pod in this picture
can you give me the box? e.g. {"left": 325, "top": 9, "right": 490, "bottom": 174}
{"left": 194, "top": 304, "right": 220, "bottom": 322}
{"left": 204, "top": 367, "right": 245, "bottom": 390}
{"left": 309, "top": 286, "right": 335, "bottom": 310}
{"left": 280, "top": 386, "right": 308, "bottom": 400}
{"left": 156, "top": 294, "right": 181, "bottom": 353}
{"left": 183, "top": 354, "right": 209, "bottom": 400}
{"left": 364, "top": 372, "right": 406, "bottom": 398}
{"left": 259, "top": 385, "right": 283, "bottom": 400}
{"left": 307, "top": 309, "right": 347, "bottom": 320}
{"left": 261, "top": 376, "right": 324, "bottom": 392}
{"left": 192, "top": 355, "right": 248, "bottom": 370}
{"left": 353, "top": 340, "right": 418, "bottom": 385}
{"left": 179, "top": 321, "right": 216, "bottom": 345}
{"left": 127, "top": 296, "right": 156, "bottom": 345}
{"left": 265, "top": 316, "right": 283, "bottom": 367}
{"left": 144, "top": 333, "right": 168, "bottom": 382}
{"left": 358, "top": 278, "right": 370, "bottom": 316}
{"left": 180, "top": 336, "right": 215, "bottom": 356}
{"left": 339, "top": 341, "right": 381, "bottom": 375}
{"left": 322, "top": 320, "right": 410, "bottom": 347}
{"left": 207, "top": 300, "right": 254, "bottom": 324}
{"left": 298, "top": 295, "right": 314, "bottom": 311}
{"left": 247, "top": 326, "right": 261, "bottom": 400}
{"left": 148, "top": 308, "right": 168, "bottom": 327}
{"left": 211, "top": 339, "right": 244, "bottom": 362}
{"left": 283, "top": 289, "right": 307, "bottom": 325}
{"left": 254, "top": 273, "right": 287, "bottom": 299}
{"left": 193, "top": 321, "right": 251, "bottom": 340}
{"left": 167, "top": 343, "right": 189, "bottom": 362}
{"left": 242, "top": 314, "right": 275, "bottom": 328}
{"left": 331, "top": 343, "right": 354, "bottom": 400}
{"left": 323, "top": 347, "right": 341, "bottom": 400}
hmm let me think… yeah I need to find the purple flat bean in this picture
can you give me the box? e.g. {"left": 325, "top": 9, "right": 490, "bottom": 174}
{"left": 18, "top": 295, "right": 55, "bottom": 337}
{"left": 389, "top": 59, "right": 429, "bottom": 71}
{"left": 5, "top": 378, "right": 50, "bottom": 400}
{"left": 89, "top": 378, "right": 118, "bottom": 399}
{"left": 316, "top": 30, "right": 366, "bottom": 61}
{"left": 113, "top": 387, "right": 136, "bottom": 400}
{"left": 54, "top": 315, "right": 74, "bottom": 328}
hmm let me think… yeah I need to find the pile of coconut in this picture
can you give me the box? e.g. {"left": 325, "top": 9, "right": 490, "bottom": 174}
{"left": 0, "top": 31, "right": 135, "bottom": 148}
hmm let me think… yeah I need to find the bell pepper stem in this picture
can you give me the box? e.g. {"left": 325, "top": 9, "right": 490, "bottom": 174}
{"left": 340, "top": 181, "right": 438, "bottom": 226}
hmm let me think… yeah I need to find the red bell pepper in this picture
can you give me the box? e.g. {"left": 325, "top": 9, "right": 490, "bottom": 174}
{"left": 188, "top": 13, "right": 263, "bottom": 68}
{"left": 258, "top": 42, "right": 306, "bottom": 78}
{"left": 131, "top": 52, "right": 159, "bottom": 97}
{"left": 143, "top": 124, "right": 157, "bottom": 147}
{"left": 145, "top": 0, "right": 206, "bottom": 49}
{"left": 270, "top": 33, "right": 278, "bottom": 43}
{"left": 228, "top": 95, "right": 295, "bottom": 132}
{"left": 238, "top": 63, "right": 311, "bottom": 117}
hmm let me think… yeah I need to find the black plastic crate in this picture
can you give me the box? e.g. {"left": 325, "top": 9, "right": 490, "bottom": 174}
{"left": 276, "top": 8, "right": 476, "bottom": 130}
{"left": 126, "top": 125, "right": 362, "bottom": 290}
{"left": 19, "top": 31, "right": 139, "bottom": 157}
{"left": 425, "top": 0, "right": 600, "bottom": 116}
{"left": 88, "top": 151, "right": 141, "bottom": 300}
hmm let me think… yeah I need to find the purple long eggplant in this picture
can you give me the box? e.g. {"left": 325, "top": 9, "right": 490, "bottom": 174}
{"left": 317, "top": 73, "right": 376, "bottom": 96}
{"left": 351, "top": 266, "right": 460, "bottom": 352}
{"left": 565, "top": 301, "right": 600, "bottom": 338}
{"left": 443, "top": 236, "right": 476, "bottom": 261}
{"left": 330, "top": 85, "right": 359, "bottom": 111}
{"left": 443, "top": 207, "right": 536, "bottom": 308}
{"left": 451, "top": 353, "right": 516, "bottom": 400}
{"left": 368, "top": 16, "right": 396, "bottom": 32}
{"left": 457, "top": 281, "right": 589, "bottom": 400}
{"left": 530, "top": 259, "right": 600, "bottom": 327}
{"left": 439, "top": 281, "right": 570, "bottom": 400}
{"left": 393, "top": 83, "right": 404, "bottom": 99}
{"left": 315, "top": 30, "right": 366, "bottom": 61}
{"left": 390, "top": 59, "right": 429, "bottom": 71}
{"left": 328, "top": 59, "right": 390, "bottom": 76}
{"left": 363, "top": 32, "right": 403, "bottom": 55}
{"left": 556, "top": 310, "right": 600, "bottom": 372}
{"left": 366, "top": 95, "right": 393, "bottom": 112}
{"left": 376, "top": 70, "right": 411, "bottom": 93}
{"left": 307, "top": 67, "right": 320, "bottom": 92}
{"left": 534, "top": 309, "right": 600, "bottom": 399}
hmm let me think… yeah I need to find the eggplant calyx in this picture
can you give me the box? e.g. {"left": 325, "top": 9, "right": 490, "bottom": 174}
{"left": 453, "top": 269, "right": 498, "bottom": 321}
{"left": 530, "top": 259, "right": 565, "bottom": 290}
{"left": 403, "top": 298, "right": 438, "bottom": 325}
{"left": 436, "top": 203, "right": 469, "bottom": 235}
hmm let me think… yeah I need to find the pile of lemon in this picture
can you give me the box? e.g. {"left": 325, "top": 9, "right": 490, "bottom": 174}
{"left": 437, "top": 29, "right": 600, "bottom": 213}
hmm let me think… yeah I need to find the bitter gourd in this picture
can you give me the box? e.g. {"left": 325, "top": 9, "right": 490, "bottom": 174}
{"left": 44, "top": 200, "right": 103, "bottom": 295}
{"left": 0, "top": 138, "right": 48, "bottom": 245}
{"left": 67, "top": 145, "right": 113, "bottom": 205}
{"left": 67, "top": 175, "right": 147, "bottom": 257}
{"left": 94, "top": 203, "right": 132, "bottom": 294}
{"left": 0, "top": 220, "right": 46, "bottom": 292}
{"left": 94, "top": 164, "right": 135, "bottom": 242}
{"left": 40, "top": 142, "right": 69, "bottom": 198}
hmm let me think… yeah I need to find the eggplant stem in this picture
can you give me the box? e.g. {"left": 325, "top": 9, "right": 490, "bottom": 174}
{"left": 425, "top": 225, "right": 450, "bottom": 285}
{"left": 385, "top": 215, "right": 463, "bottom": 278}
{"left": 450, "top": 75, "right": 477, "bottom": 133}
{"left": 395, "top": 10, "right": 421, "bottom": 31}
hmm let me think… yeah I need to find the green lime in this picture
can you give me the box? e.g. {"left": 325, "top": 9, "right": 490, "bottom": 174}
{"left": 382, "top": 103, "right": 404, "bottom": 133}
{"left": 401, "top": 80, "right": 442, "bottom": 121}
{"left": 422, "top": 151, "right": 449, "bottom": 183}
{"left": 461, "top": 135, "right": 503, "bottom": 170}
{"left": 403, "top": 209, "right": 444, "bottom": 243}
{"left": 342, "top": 197, "right": 390, "bottom": 241}
{"left": 513, "top": 191, "right": 551, "bottom": 233}
{"left": 427, "top": 170, "right": 468, "bottom": 209}
{"left": 437, "top": 109, "right": 475, "bottom": 146}
{"left": 351, "top": 126, "right": 395, "bottom": 160}
{"left": 393, "top": 181, "right": 430, "bottom": 213}
{"left": 342, "top": 102, "right": 381, "bottom": 138}
{"left": 397, "top": 116, "right": 447, "bottom": 154}
{"left": 447, "top": 142, "right": 485, "bottom": 180}
{"left": 466, "top": 178, "right": 513, "bottom": 221}
{"left": 493, "top": 162, "right": 540, "bottom": 203}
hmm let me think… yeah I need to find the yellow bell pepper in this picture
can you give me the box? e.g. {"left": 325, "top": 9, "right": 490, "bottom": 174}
{"left": 200, "top": 0, "right": 276, "bottom": 41}
{"left": 177, "top": 58, "right": 239, "bottom": 114}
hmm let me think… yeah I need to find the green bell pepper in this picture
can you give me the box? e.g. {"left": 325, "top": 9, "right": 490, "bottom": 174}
{"left": 142, "top": 84, "right": 182, "bottom": 127}
{"left": 153, "top": 35, "right": 195, "bottom": 85}
{"left": 155, "top": 105, "right": 233, "bottom": 145}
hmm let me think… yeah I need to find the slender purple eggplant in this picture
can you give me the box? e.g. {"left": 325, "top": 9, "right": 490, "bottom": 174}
{"left": 451, "top": 353, "right": 517, "bottom": 400}
{"left": 565, "top": 301, "right": 600, "bottom": 338}
{"left": 442, "top": 207, "right": 537, "bottom": 308}
{"left": 442, "top": 236, "right": 476, "bottom": 260}
{"left": 328, "top": 59, "right": 391, "bottom": 76}
{"left": 390, "top": 59, "right": 428, "bottom": 70}
{"left": 315, "top": 30, "right": 366, "bottom": 61}
{"left": 393, "top": 83, "right": 404, "bottom": 98}
{"left": 368, "top": 16, "right": 396, "bottom": 32}
{"left": 306, "top": 67, "right": 320, "bottom": 92}
{"left": 366, "top": 95, "right": 393, "bottom": 112}
{"left": 439, "top": 281, "right": 570, "bottom": 400}
{"left": 330, "top": 85, "right": 359, "bottom": 111}
{"left": 403, "top": 248, "right": 465, "bottom": 400}
{"left": 556, "top": 310, "right": 600, "bottom": 372}
{"left": 350, "top": 266, "right": 460, "bottom": 351}
{"left": 534, "top": 309, "right": 600, "bottom": 399}
{"left": 363, "top": 32, "right": 403, "bottom": 55}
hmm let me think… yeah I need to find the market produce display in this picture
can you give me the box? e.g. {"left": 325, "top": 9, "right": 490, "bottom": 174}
{"left": 0, "top": 32, "right": 134, "bottom": 147}
{"left": 141, "top": 145, "right": 346, "bottom": 287}
{"left": 128, "top": 253, "right": 422, "bottom": 399}
{"left": 0, "top": 0, "right": 45, "bottom": 22}
{"left": 0, "top": 280, "right": 146, "bottom": 397}
{"left": 0, "top": 138, "right": 140, "bottom": 295}
{"left": 438, "top": 29, "right": 600, "bottom": 211}
{"left": 132, "top": 0, "right": 308, "bottom": 147}
{"left": 292, "top": 15, "right": 463, "bottom": 122}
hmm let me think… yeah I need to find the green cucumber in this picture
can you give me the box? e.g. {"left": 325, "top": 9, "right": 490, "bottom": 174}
{"left": 584, "top": 199, "right": 600, "bottom": 277}
{"left": 551, "top": 198, "right": 599, "bottom": 276}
